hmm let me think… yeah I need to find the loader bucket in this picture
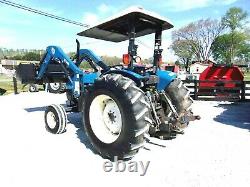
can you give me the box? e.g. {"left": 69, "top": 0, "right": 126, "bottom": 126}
{"left": 16, "top": 63, "right": 37, "bottom": 84}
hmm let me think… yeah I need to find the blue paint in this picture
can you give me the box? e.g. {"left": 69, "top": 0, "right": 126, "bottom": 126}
{"left": 83, "top": 72, "right": 100, "bottom": 84}
{"left": 37, "top": 46, "right": 82, "bottom": 80}
{"left": 36, "top": 45, "right": 177, "bottom": 94}
{"left": 156, "top": 70, "right": 177, "bottom": 90}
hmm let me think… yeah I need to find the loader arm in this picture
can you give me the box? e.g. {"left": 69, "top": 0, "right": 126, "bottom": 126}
{"left": 17, "top": 46, "right": 108, "bottom": 97}
{"left": 77, "top": 49, "right": 110, "bottom": 72}
{"left": 37, "top": 46, "right": 83, "bottom": 80}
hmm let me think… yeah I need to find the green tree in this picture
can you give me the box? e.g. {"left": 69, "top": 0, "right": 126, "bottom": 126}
{"left": 170, "top": 39, "right": 194, "bottom": 70}
{"left": 79, "top": 60, "right": 92, "bottom": 70}
{"left": 78, "top": 55, "right": 123, "bottom": 70}
{"left": 0, "top": 48, "right": 4, "bottom": 59}
{"left": 237, "top": 41, "right": 250, "bottom": 63}
{"left": 211, "top": 32, "right": 250, "bottom": 64}
{"left": 221, "top": 7, "right": 248, "bottom": 63}
{"left": 22, "top": 52, "right": 40, "bottom": 61}
{"left": 12, "top": 55, "right": 23, "bottom": 60}
{"left": 222, "top": 7, "right": 248, "bottom": 31}
{"left": 100, "top": 56, "right": 122, "bottom": 66}
{"left": 67, "top": 52, "right": 76, "bottom": 59}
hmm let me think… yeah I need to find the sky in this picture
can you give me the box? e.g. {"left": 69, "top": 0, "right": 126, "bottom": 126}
{"left": 0, "top": 0, "right": 249, "bottom": 61}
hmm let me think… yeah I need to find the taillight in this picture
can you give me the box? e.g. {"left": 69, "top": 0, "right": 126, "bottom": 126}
{"left": 123, "top": 54, "right": 130, "bottom": 65}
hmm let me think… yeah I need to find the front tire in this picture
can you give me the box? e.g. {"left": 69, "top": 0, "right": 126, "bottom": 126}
{"left": 83, "top": 74, "right": 150, "bottom": 160}
{"left": 45, "top": 104, "right": 67, "bottom": 134}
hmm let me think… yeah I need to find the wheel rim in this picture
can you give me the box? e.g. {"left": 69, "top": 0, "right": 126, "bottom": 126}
{"left": 50, "top": 83, "right": 60, "bottom": 90}
{"left": 89, "top": 94, "right": 122, "bottom": 144}
{"left": 30, "top": 86, "right": 35, "bottom": 92}
{"left": 47, "top": 111, "right": 57, "bottom": 129}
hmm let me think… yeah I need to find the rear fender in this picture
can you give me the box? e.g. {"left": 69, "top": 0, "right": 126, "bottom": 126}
{"left": 156, "top": 70, "right": 177, "bottom": 90}
{"left": 102, "top": 69, "right": 144, "bottom": 87}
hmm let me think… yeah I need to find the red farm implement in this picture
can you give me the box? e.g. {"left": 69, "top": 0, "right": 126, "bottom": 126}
{"left": 197, "top": 64, "right": 244, "bottom": 99}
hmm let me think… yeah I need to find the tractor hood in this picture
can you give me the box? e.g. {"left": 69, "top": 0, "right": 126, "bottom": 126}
{"left": 77, "top": 6, "right": 174, "bottom": 42}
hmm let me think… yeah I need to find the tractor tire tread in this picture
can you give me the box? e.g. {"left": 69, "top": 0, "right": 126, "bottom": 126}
{"left": 83, "top": 74, "right": 150, "bottom": 160}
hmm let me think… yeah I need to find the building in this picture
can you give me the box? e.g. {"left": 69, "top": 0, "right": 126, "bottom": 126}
{"left": 0, "top": 60, "right": 39, "bottom": 70}
{"left": 189, "top": 61, "right": 213, "bottom": 79}
{"left": 0, "top": 59, "right": 18, "bottom": 70}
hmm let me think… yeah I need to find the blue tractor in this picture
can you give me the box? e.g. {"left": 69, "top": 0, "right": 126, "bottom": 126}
{"left": 17, "top": 7, "right": 199, "bottom": 160}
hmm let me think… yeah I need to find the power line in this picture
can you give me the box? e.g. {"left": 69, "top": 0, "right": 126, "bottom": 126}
{"left": 0, "top": 0, "right": 157, "bottom": 52}
{"left": 0, "top": 0, "right": 159, "bottom": 51}
{"left": 0, "top": 0, "right": 89, "bottom": 27}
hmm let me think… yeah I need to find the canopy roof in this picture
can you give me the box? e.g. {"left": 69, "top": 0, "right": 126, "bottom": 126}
{"left": 77, "top": 6, "right": 174, "bottom": 42}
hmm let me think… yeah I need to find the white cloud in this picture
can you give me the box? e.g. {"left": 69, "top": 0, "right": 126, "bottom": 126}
{"left": 162, "top": 0, "right": 238, "bottom": 12}
{"left": 82, "top": 3, "right": 117, "bottom": 27}
{"left": 82, "top": 13, "right": 99, "bottom": 26}
{"left": 0, "top": 29, "right": 16, "bottom": 48}
{"left": 98, "top": 4, "right": 110, "bottom": 14}
{"left": 221, "top": 0, "right": 238, "bottom": 5}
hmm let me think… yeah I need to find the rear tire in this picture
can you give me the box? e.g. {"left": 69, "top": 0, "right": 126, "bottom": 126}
{"left": 165, "top": 78, "right": 193, "bottom": 128}
{"left": 45, "top": 104, "right": 67, "bottom": 134}
{"left": 83, "top": 74, "right": 150, "bottom": 160}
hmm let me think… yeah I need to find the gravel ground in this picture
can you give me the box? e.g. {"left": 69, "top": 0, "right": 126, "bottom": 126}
{"left": 0, "top": 92, "right": 250, "bottom": 187}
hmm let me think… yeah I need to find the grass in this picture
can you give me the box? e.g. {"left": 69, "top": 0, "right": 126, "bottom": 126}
{"left": 0, "top": 74, "right": 12, "bottom": 81}
{"left": 244, "top": 72, "right": 250, "bottom": 81}
{"left": 0, "top": 74, "right": 43, "bottom": 95}
{"left": 0, "top": 74, "right": 28, "bottom": 95}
